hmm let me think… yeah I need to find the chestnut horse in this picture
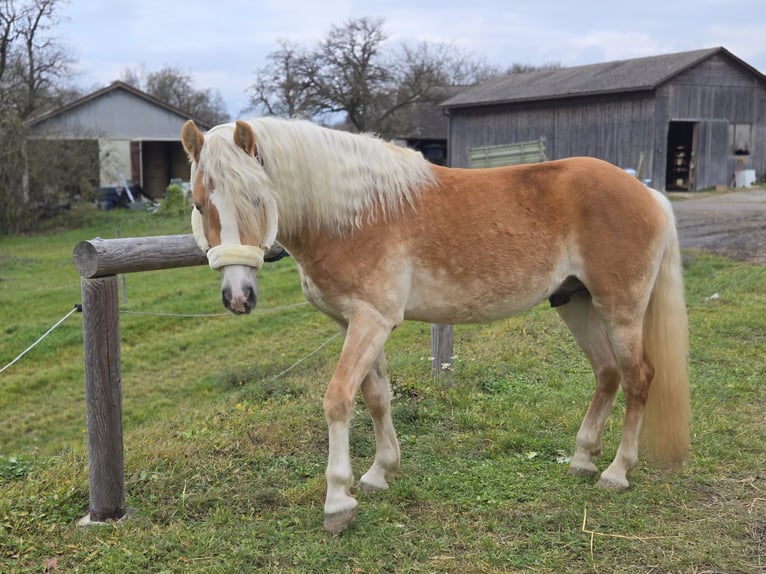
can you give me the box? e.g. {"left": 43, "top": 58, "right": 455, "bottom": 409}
{"left": 181, "top": 117, "right": 690, "bottom": 534}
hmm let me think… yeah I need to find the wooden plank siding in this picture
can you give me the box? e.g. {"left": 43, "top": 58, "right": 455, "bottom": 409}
{"left": 663, "top": 53, "right": 765, "bottom": 188}
{"left": 449, "top": 94, "right": 657, "bottom": 179}
{"left": 444, "top": 48, "right": 766, "bottom": 191}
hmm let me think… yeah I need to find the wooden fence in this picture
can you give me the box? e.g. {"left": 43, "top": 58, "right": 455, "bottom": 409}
{"left": 73, "top": 234, "right": 454, "bottom": 523}
{"left": 73, "top": 234, "right": 209, "bottom": 523}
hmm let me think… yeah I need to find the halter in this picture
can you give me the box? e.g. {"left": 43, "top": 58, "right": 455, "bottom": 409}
{"left": 191, "top": 207, "right": 265, "bottom": 270}
{"left": 206, "top": 244, "right": 265, "bottom": 270}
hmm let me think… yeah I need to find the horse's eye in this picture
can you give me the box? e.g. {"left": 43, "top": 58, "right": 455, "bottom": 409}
{"left": 194, "top": 203, "right": 203, "bottom": 214}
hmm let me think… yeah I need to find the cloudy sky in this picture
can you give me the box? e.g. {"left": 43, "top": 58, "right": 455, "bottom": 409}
{"left": 58, "top": 0, "right": 766, "bottom": 119}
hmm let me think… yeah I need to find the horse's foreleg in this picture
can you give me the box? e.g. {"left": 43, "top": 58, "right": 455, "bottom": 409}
{"left": 323, "top": 310, "right": 392, "bottom": 534}
{"left": 359, "top": 351, "right": 400, "bottom": 493}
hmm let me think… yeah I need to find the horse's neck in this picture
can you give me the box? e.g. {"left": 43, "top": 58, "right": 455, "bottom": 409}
{"left": 259, "top": 120, "right": 434, "bottom": 245}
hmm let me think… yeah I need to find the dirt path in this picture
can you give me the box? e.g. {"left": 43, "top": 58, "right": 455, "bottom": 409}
{"left": 670, "top": 187, "right": 766, "bottom": 265}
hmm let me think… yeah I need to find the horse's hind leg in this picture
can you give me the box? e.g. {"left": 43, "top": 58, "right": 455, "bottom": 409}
{"left": 556, "top": 295, "right": 621, "bottom": 478}
{"left": 597, "top": 319, "right": 654, "bottom": 491}
{"left": 358, "top": 351, "right": 401, "bottom": 493}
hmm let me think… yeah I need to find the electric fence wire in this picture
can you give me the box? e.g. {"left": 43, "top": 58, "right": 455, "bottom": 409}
{"left": 268, "top": 332, "right": 341, "bottom": 382}
{"left": 1, "top": 301, "right": 312, "bottom": 374}
{"left": 0, "top": 304, "right": 82, "bottom": 375}
{"left": 119, "top": 301, "right": 308, "bottom": 318}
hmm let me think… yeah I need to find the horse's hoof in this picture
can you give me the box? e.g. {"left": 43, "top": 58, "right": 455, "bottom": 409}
{"left": 597, "top": 474, "right": 629, "bottom": 491}
{"left": 323, "top": 507, "right": 358, "bottom": 534}
{"left": 358, "top": 478, "right": 388, "bottom": 494}
{"left": 568, "top": 463, "right": 598, "bottom": 478}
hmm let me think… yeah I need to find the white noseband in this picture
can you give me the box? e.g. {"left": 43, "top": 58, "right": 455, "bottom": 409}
{"left": 191, "top": 208, "right": 265, "bottom": 270}
{"left": 207, "top": 244, "right": 265, "bottom": 270}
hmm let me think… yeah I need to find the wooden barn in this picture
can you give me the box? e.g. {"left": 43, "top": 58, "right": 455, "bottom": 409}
{"left": 27, "top": 81, "right": 212, "bottom": 200}
{"left": 442, "top": 47, "right": 766, "bottom": 191}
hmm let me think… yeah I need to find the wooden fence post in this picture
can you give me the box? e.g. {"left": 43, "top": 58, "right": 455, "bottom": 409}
{"left": 79, "top": 275, "right": 126, "bottom": 524}
{"left": 431, "top": 323, "right": 454, "bottom": 385}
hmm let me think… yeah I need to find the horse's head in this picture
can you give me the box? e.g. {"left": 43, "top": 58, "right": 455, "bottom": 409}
{"left": 181, "top": 119, "right": 278, "bottom": 314}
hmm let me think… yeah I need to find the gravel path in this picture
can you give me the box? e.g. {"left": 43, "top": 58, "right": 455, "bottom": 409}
{"left": 670, "top": 187, "right": 766, "bottom": 265}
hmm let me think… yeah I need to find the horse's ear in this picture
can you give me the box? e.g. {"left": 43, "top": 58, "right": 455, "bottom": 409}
{"left": 181, "top": 120, "right": 204, "bottom": 163}
{"left": 234, "top": 120, "right": 258, "bottom": 157}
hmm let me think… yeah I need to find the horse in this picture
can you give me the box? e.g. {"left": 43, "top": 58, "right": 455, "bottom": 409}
{"left": 181, "top": 117, "right": 690, "bottom": 534}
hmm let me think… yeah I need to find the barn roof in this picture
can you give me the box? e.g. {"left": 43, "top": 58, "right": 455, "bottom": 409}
{"left": 28, "top": 81, "right": 213, "bottom": 131}
{"left": 442, "top": 47, "right": 765, "bottom": 109}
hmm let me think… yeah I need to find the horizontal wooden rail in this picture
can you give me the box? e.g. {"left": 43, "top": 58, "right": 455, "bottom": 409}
{"left": 73, "top": 234, "right": 285, "bottom": 278}
{"left": 74, "top": 234, "right": 207, "bottom": 278}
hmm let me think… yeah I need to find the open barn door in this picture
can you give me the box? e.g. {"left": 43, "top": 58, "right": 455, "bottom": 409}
{"left": 666, "top": 121, "right": 697, "bottom": 191}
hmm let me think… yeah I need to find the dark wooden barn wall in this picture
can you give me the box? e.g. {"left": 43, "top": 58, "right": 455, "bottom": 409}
{"left": 448, "top": 93, "right": 657, "bottom": 178}
{"left": 447, "top": 52, "right": 765, "bottom": 191}
{"left": 662, "top": 53, "right": 766, "bottom": 188}
{"left": 760, "top": 92, "right": 766, "bottom": 174}
{"left": 664, "top": 54, "right": 761, "bottom": 128}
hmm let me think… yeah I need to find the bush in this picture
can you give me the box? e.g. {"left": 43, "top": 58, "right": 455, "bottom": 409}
{"left": 155, "top": 183, "right": 189, "bottom": 217}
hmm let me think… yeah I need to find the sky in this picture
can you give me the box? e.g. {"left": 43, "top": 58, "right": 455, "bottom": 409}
{"left": 57, "top": 0, "right": 766, "bottom": 120}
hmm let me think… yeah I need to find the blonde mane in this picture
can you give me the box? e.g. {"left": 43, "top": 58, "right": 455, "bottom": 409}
{"left": 198, "top": 117, "right": 436, "bottom": 241}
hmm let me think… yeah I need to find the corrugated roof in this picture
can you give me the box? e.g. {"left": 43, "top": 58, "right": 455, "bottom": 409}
{"left": 28, "top": 81, "right": 213, "bottom": 130}
{"left": 441, "top": 47, "right": 764, "bottom": 109}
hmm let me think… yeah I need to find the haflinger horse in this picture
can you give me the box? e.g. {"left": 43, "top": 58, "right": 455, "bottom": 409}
{"left": 181, "top": 117, "right": 690, "bottom": 534}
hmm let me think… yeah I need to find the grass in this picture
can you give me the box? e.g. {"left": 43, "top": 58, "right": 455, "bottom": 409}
{"left": 1, "top": 203, "right": 764, "bottom": 573}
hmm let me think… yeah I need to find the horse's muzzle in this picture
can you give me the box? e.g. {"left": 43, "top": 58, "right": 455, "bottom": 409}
{"left": 222, "top": 284, "right": 257, "bottom": 315}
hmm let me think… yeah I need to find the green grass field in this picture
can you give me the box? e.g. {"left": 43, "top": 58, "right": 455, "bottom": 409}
{"left": 1, "top": 203, "right": 764, "bottom": 572}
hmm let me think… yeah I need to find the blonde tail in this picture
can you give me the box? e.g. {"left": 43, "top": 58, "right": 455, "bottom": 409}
{"left": 641, "top": 192, "right": 691, "bottom": 467}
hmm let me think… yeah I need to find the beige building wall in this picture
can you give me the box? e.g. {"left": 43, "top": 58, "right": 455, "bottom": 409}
{"left": 98, "top": 138, "right": 132, "bottom": 187}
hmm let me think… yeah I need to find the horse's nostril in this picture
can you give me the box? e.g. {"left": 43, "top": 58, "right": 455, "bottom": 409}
{"left": 222, "top": 286, "right": 232, "bottom": 309}
{"left": 244, "top": 285, "right": 257, "bottom": 310}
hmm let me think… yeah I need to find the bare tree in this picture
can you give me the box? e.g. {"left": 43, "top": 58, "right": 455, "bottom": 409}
{"left": 121, "top": 65, "right": 230, "bottom": 125}
{"left": 248, "top": 39, "right": 317, "bottom": 118}
{"left": 0, "top": 0, "right": 73, "bottom": 234}
{"left": 505, "top": 62, "right": 561, "bottom": 74}
{"left": 0, "top": 1, "right": 18, "bottom": 87}
{"left": 118, "top": 64, "right": 145, "bottom": 90}
{"left": 246, "top": 17, "right": 498, "bottom": 136}
{"left": 312, "top": 17, "right": 393, "bottom": 130}
{"left": 0, "top": 0, "right": 69, "bottom": 117}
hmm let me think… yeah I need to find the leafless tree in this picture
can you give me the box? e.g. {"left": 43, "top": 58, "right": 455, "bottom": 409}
{"left": 246, "top": 17, "right": 498, "bottom": 136}
{"left": 312, "top": 17, "right": 394, "bottom": 130}
{"left": 121, "top": 65, "right": 230, "bottom": 125}
{"left": 0, "top": 0, "right": 69, "bottom": 117}
{"left": 505, "top": 62, "right": 561, "bottom": 74}
{"left": 0, "top": 0, "right": 74, "bottom": 234}
{"left": 248, "top": 39, "right": 318, "bottom": 119}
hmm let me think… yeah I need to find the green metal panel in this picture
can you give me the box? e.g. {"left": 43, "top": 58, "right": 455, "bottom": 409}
{"left": 467, "top": 139, "right": 547, "bottom": 168}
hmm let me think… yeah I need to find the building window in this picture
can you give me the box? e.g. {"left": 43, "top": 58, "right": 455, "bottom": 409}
{"left": 729, "top": 123, "right": 751, "bottom": 155}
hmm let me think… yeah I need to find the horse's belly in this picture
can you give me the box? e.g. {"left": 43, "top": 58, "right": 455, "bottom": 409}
{"left": 404, "top": 271, "right": 550, "bottom": 324}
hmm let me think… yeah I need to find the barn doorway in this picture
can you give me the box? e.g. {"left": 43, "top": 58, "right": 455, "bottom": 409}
{"left": 666, "top": 121, "right": 698, "bottom": 191}
{"left": 138, "top": 141, "right": 191, "bottom": 199}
